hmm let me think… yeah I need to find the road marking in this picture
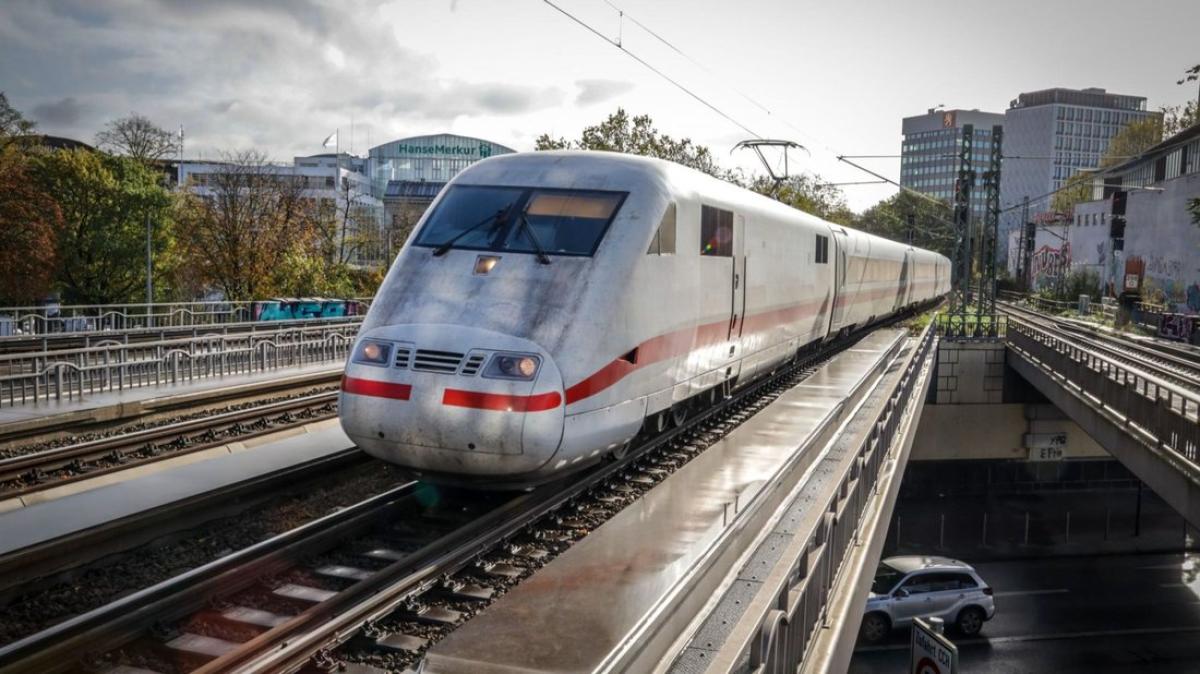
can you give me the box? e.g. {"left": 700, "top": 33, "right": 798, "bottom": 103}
{"left": 993, "top": 588, "right": 1069, "bottom": 598}
{"left": 856, "top": 625, "right": 1200, "bottom": 652}
{"left": 1141, "top": 563, "right": 1197, "bottom": 570}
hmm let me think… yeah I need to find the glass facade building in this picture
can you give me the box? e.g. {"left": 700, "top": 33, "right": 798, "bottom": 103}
{"left": 900, "top": 109, "right": 1006, "bottom": 220}
{"left": 998, "top": 87, "right": 1159, "bottom": 252}
{"left": 367, "top": 133, "right": 516, "bottom": 198}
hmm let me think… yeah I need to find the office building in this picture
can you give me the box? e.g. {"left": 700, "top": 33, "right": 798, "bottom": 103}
{"left": 900, "top": 108, "right": 1005, "bottom": 220}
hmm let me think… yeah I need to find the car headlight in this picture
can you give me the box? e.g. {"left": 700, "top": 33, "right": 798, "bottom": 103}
{"left": 483, "top": 352, "right": 541, "bottom": 380}
{"left": 353, "top": 339, "right": 393, "bottom": 367}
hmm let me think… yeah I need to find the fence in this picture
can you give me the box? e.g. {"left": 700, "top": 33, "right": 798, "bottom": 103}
{"left": 743, "top": 320, "right": 937, "bottom": 672}
{"left": 1006, "top": 317, "right": 1200, "bottom": 465}
{"left": 0, "top": 323, "right": 359, "bottom": 408}
{"left": 935, "top": 312, "right": 1007, "bottom": 340}
{"left": 0, "top": 298, "right": 374, "bottom": 336}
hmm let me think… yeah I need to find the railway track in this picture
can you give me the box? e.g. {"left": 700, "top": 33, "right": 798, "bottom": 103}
{"left": 999, "top": 301, "right": 1200, "bottom": 392}
{"left": 0, "top": 314, "right": 890, "bottom": 674}
{"left": 0, "top": 391, "right": 339, "bottom": 502}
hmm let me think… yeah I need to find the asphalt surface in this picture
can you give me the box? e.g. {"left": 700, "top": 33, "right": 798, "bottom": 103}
{"left": 851, "top": 551, "right": 1200, "bottom": 673}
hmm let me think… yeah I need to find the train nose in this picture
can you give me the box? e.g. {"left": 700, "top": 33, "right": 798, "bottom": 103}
{"left": 338, "top": 324, "right": 565, "bottom": 479}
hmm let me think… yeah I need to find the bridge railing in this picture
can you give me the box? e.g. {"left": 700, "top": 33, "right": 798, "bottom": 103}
{"left": 0, "top": 323, "right": 359, "bottom": 408}
{"left": 936, "top": 311, "right": 1007, "bottom": 340}
{"left": 0, "top": 298, "right": 374, "bottom": 336}
{"left": 1007, "top": 317, "right": 1200, "bottom": 465}
{"left": 743, "top": 320, "right": 938, "bottom": 672}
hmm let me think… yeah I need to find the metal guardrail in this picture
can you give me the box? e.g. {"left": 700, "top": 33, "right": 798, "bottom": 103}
{"left": 743, "top": 320, "right": 937, "bottom": 672}
{"left": 0, "top": 323, "right": 359, "bottom": 408}
{"left": 1006, "top": 317, "right": 1200, "bottom": 465}
{"left": 935, "top": 312, "right": 1007, "bottom": 340}
{"left": 0, "top": 315, "right": 363, "bottom": 355}
{"left": 0, "top": 298, "right": 373, "bottom": 336}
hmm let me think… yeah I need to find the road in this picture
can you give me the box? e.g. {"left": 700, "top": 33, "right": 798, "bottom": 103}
{"left": 851, "top": 551, "right": 1200, "bottom": 673}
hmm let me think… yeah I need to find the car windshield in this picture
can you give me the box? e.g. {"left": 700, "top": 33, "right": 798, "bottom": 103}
{"left": 871, "top": 562, "right": 904, "bottom": 594}
{"left": 414, "top": 185, "right": 626, "bottom": 257}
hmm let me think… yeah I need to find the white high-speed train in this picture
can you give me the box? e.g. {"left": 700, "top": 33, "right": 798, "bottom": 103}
{"left": 339, "top": 151, "right": 949, "bottom": 486}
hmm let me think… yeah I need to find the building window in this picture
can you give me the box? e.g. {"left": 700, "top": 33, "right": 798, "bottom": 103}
{"left": 700, "top": 205, "right": 733, "bottom": 257}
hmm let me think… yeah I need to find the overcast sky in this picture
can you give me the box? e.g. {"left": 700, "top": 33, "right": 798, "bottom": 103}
{"left": 2, "top": 0, "right": 1197, "bottom": 211}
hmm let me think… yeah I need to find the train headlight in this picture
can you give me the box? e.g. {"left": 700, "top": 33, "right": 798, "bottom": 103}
{"left": 483, "top": 352, "right": 541, "bottom": 380}
{"left": 353, "top": 339, "right": 393, "bottom": 367}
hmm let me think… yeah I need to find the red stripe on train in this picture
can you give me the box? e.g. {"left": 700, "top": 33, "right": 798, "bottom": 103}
{"left": 443, "top": 389, "right": 563, "bottom": 412}
{"left": 342, "top": 375, "right": 412, "bottom": 400}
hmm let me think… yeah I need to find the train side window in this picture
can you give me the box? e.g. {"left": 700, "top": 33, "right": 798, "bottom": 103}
{"left": 647, "top": 202, "right": 677, "bottom": 255}
{"left": 815, "top": 234, "right": 829, "bottom": 264}
{"left": 700, "top": 205, "right": 733, "bottom": 257}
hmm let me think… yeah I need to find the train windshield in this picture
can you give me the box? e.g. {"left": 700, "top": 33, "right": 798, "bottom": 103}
{"left": 415, "top": 185, "right": 626, "bottom": 257}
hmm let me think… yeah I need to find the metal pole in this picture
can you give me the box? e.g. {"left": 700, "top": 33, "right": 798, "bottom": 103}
{"left": 981, "top": 512, "right": 988, "bottom": 546}
{"left": 145, "top": 212, "right": 153, "bottom": 325}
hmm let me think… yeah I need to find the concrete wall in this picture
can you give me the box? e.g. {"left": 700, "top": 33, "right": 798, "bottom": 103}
{"left": 912, "top": 403, "right": 1108, "bottom": 461}
{"left": 933, "top": 341, "right": 1005, "bottom": 404}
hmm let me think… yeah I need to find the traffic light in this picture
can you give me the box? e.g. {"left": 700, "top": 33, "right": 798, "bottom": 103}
{"left": 1024, "top": 222, "right": 1036, "bottom": 252}
{"left": 1111, "top": 190, "right": 1127, "bottom": 216}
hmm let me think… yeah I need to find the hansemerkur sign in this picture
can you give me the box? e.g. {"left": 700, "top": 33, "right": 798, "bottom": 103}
{"left": 390, "top": 142, "right": 495, "bottom": 158}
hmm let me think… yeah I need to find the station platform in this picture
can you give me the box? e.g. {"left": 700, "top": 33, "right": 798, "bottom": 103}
{"left": 423, "top": 328, "right": 911, "bottom": 674}
{"left": 0, "top": 423, "right": 357, "bottom": 583}
{"left": 0, "top": 362, "right": 343, "bottom": 440}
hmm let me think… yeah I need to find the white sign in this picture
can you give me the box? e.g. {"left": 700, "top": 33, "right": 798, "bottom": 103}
{"left": 911, "top": 618, "right": 958, "bottom": 674}
{"left": 1124, "top": 273, "right": 1140, "bottom": 291}
{"left": 1025, "top": 432, "right": 1068, "bottom": 461}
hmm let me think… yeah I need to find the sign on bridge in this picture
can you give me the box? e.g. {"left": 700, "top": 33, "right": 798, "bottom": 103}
{"left": 911, "top": 617, "right": 958, "bottom": 674}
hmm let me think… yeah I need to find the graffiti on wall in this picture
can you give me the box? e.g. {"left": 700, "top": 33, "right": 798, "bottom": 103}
{"left": 1030, "top": 244, "right": 1070, "bottom": 288}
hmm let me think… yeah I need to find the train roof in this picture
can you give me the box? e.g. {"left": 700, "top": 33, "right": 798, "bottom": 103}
{"left": 456, "top": 151, "right": 947, "bottom": 262}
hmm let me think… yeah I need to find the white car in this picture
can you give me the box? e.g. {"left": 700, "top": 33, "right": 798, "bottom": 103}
{"left": 860, "top": 555, "right": 995, "bottom": 643}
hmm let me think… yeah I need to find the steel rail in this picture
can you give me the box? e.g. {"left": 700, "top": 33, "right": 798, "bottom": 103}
{"left": 0, "top": 447, "right": 369, "bottom": 602}
{"left": 0, "top": 391, "right": 339, "bottom": 499}
{"left": 999, "top": 301, "right": 1200, "bottom": 392}
{"left": 0, "top": 480, "right": 418, "bottom": 673}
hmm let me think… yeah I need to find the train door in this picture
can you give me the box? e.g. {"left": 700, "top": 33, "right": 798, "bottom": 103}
{"left": 896, "top": 250, "right": 913, "bottom": 311}
{"left": 730, "top": 214, "right": 746, "bottom": 340}
{"left": 829, "top": 228, "right": 852, "bottom": 332}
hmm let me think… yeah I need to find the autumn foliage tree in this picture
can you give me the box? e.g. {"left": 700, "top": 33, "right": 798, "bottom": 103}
{"left": 536, "top": 108, "right": 739, "bottom": 181}
{"left": 174, "top": 151, "right": 323, "bottom": 299}
{"left": 0, "top": 149, "right": 61, "bottom": 304}
{"left": 30, "top": 149, "right": 174, "bottom": 304}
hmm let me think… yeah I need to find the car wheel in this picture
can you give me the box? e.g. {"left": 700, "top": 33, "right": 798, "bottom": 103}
{"left": 859, "top": 612, "right": 891, "bottom": 644}
{"left": 956, "top": 607, "right": 985, "bottom": 637}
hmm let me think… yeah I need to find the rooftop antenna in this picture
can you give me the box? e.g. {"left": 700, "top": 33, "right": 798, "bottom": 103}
{"left": 733, "top": 139, "right": 809, "bottom": 194}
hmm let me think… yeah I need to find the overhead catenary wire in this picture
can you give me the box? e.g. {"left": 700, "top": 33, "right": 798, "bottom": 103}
{"left": 542, "top": 0, "right": 761, "bottom": 139}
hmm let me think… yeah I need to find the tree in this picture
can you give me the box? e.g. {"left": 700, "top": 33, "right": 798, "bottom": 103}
{"left": 30, "top": 149, "right": 174, "bottom": 304}
{"left": 175, "top": 150, "right": 322, "bottom": 299}
{"left": 1051, "top": 171, "right": 1095, "bottom": 213}
{"left": 857, "top": 191, "right": 956, "bottom": 259}
{"left": 750, "top": 174, "right": 853, "bottom": 225}
{"left": 95, "top": 113, "right": 179, "bottom": 164}
{"left": 535, "top": 108, "right": 737, "bottom": 180}
{"left": 0, "top": 92, "right": 34, "bottom": 138}
{"left": 1102, "top": 116, "right": 1163, "bottom": 167}
{"left": 0, "top": 150, "right": 60, "bottom": 304}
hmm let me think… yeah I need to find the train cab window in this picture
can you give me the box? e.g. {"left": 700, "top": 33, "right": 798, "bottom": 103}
{"left": 700, "top": 205, "right": 733, "bottom": 257}
{"left": 815, "top": 234, "right": 829, "bottom": 264}
{"left": 414, "top": 185, "right": 626, "bottom": 257}
{"left": 647, "top": 203, "right": 676, "bottom": 255}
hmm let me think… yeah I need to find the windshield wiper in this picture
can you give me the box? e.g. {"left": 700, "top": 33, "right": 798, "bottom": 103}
{"left": 515, "top": 213, "right": 552, "bottom": 265}
{"left": 432, "top": 208, "right": 507, "bottom": 257}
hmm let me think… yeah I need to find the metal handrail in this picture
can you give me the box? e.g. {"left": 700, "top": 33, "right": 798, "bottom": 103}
{"left": 0, "top": 298, "right": 375, "bottom": 336}
{"left": 0, "top": 323, "right": 358, "bottom": 408}
{"left": 1006, "top": 317, "right": 1200, "bottom": 464}
{"left": 738, "top": 319, "right": 939, "bottom": 672}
